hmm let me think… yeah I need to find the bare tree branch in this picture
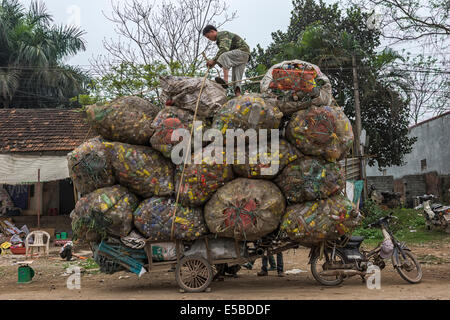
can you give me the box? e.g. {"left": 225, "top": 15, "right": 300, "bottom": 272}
{"left": 92, "top": 0, "right": 236, "bottom": 77}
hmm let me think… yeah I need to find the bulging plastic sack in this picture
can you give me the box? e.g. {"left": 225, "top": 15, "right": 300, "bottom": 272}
{"left": 67, "top": 137, "right": 115, "bottom": 195}
{"left": 260, "top": 60, "right": 333, "bottom": 115}
{"left": 280, "top": 195, "right": 361, "bottom": 245}
{"left": 133, "top": 197, "right": 208, "bottom": 241}
{"left": 175, "top": 155, "right": 234, "bottom": 207}
{"left": 71, "top": 185, "right": 139, "bottom": 240}
{"left": 286, "top": 105, "right": 354, "bottom": 162}
{"left": 103, "top": 141, "right": 175, "bottom": 198}
{"left": 204, "top": 178, "right": 286, "bottom": 241}
{"left": 212, "top": 94, "right": 283, "bottom": 135}
{"left": 232, "top": 139, "right": 302, "bottom": 179}
{"left": 150, "top": 106, "right": 210, "bottom": 158}
{"left": 85, "top": 96, "right": 159, "bottom": 145}
{"left": 274, "top": 157, "right": 344, "bottom": 203}
{"left": 159, "top": 76, "right": 227, "bottom": 118}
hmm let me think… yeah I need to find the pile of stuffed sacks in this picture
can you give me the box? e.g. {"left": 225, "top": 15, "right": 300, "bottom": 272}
{"left": 68, "top": 60, "right": 361, "bottom": 263}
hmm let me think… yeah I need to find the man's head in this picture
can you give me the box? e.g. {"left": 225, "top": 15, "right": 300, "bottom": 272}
{"left": 203, "top": 25, "right": 218, "bottom": 41}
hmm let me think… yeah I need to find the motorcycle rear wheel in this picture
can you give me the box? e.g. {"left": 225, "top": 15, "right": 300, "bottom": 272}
{"left": 393, "top": 250, "right": 422, "bottom": 284}
{"left": 310, "top": 250, "right": 346, "bottom": 286}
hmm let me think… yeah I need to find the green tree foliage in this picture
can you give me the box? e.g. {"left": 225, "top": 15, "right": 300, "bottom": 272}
{"left": 74, "top": 61, "right": 184, "bottom": 108}
{"left": 248, "top": 0, "right": 416, "bottom": 168}
{"left": 0, "top": 0, "right": 89, "bottom": 108}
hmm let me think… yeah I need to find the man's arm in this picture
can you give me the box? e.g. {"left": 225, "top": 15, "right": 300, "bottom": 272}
{"left": 213, "top": 33, "right": 232, "bottom": 62}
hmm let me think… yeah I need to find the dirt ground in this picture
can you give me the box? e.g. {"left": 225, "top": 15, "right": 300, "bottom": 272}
{"left": 1, "top": 240, "right": 449, "bottom": 300}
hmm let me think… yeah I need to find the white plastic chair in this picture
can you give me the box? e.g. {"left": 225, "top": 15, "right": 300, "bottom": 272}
{"left": 25, "top": 231, "right": 50, "bottom": 258}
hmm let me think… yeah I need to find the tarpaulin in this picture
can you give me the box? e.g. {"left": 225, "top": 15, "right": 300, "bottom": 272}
{"left": 0, "top": 154, "right": 69, "bottom": 184}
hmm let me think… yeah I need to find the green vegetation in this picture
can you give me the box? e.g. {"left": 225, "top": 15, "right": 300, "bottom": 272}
{"left": 72, "top": 61, "right": 183, "bottom": 108}
{"left": 0, "top": 0, "right": 89, "bottom": 108}
{"left": 353, "top": 200, "right": 450, "bottom": 245}
{"left": 63, "top": 257, "right": 100, "bottom": 273}
{"left": 79, "top": 258, "right": 99, "bottom": 270}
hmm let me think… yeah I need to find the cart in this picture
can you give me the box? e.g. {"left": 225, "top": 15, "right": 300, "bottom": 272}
{"left": 94, "top": 234, "right": 300, "bottom": 293}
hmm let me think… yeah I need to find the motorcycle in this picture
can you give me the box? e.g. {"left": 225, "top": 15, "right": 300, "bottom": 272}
{"left": 414, "top": 194, "right": 450, "bottom": 233}
{"left": 309, "top": 212, "right": 422, "bottom": 286}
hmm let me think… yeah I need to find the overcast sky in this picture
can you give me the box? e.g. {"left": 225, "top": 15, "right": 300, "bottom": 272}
{"left": 19, "top": 0, "right": 435, "bottom": 65}
{"left": 19, "top": 0, "right": 297, "bottom": 66}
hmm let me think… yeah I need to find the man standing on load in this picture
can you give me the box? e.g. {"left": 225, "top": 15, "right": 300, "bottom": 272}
{"left": 203, "top": 25, "right": 250, "bottom": 97}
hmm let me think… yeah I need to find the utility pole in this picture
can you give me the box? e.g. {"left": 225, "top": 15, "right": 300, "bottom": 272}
{"left": 352, "top": 55, "right": 368, "bottom": 200}
{"left": 352, "top": 55, "right": 362, "bottom": 158}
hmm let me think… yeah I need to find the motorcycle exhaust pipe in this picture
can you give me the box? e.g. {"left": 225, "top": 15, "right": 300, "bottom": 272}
{"left": 320, "top": 269, "right": 365, "bottom": 277}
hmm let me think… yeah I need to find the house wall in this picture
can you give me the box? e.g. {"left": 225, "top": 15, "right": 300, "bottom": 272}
{"left": 366, "top": 112, "right": 450, "bottom": 179}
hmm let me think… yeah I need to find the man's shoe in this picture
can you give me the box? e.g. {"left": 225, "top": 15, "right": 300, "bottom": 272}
{"left": 278, "top": 271, "right": 285, "bottom": 277}
{"left": 215, "top": 77, "right": 229, "bottom": 89}
{"left": 257, "top": 270, "right": 268, "bottom": 277}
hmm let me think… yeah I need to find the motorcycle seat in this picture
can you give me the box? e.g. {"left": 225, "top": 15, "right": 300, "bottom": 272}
{"left": 431, "top": 204, "right": 443, "bottom": 210}
{"left": 419, "top": 195, "right": 434, "bottom": 202}
{"left": 349, "top": 236, "right": 365, "bottom": 243}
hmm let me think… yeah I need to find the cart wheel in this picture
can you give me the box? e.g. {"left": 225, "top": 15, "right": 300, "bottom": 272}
{"left": 176, "top": 255, "right": 213, "bottom": 293}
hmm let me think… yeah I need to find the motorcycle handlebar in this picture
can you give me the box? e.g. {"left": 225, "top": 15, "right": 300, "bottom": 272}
{"left": 364, "top": 212, "right": 396, "bottom": 229}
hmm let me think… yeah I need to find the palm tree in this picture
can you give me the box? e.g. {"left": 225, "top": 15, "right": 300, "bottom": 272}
{"left": 0, "top": 0, "right": 89, "bottom": 108}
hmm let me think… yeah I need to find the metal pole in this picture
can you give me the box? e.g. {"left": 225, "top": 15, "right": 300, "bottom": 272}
{"left": 37, "top": 169, "right": 41, "bottom": 229}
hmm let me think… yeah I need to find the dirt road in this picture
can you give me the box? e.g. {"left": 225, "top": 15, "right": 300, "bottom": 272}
{"left": 1, "top": 241, "right": 449, "bottom": 300}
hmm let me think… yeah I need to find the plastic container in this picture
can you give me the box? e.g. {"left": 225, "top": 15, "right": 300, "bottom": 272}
{"left": 10, "top": 246, "right": 26, "bottom": 255}
{"left": 18, "top": 266, "right": 35, "bottom": 283}
{"left": 61, "top": 232, "right": 67, "bottom": 239}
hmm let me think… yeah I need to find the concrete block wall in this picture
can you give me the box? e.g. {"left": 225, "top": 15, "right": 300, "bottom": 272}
{"left": 402, "top": 175, "right": 427, "bottom": 207}
{"left": 367, "top": 176, "right": 394, "bottom": 192}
